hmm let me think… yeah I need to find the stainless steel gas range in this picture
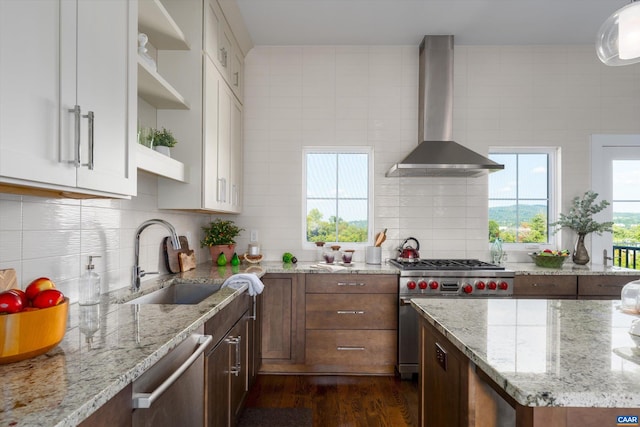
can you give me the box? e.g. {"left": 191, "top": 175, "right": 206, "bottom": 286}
{"left": 390, "top": 258, "right": 514, "bottom": 379}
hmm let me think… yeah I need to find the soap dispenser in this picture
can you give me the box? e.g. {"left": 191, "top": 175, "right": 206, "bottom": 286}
{"left": 79, "top": 255, "right": 101, "bottom": 305}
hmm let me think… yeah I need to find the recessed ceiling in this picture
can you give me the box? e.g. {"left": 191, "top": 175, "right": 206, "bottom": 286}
{"left": 236, "top": 0, "right": 629, "bottom": 46}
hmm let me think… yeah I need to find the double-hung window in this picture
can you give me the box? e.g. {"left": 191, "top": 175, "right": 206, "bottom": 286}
{"left": 303, "top": 147, "right": 373, "bottom": 246}
{"left": 488, "top": 147, "right": 559, "bottom": 247}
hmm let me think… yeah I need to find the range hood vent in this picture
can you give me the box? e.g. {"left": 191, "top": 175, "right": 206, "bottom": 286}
{"left": 386, "top": 35, "right": 504, "bottom": 178}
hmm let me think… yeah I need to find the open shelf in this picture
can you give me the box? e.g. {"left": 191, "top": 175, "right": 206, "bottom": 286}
{"left": 138, "top": 0, "right": 190, "bottom": 50}
{"left": 135, "top": 144, "right": 187, "bottom": 182}
{"left": 137, "top": 58, "right": 190, "bottom": 110}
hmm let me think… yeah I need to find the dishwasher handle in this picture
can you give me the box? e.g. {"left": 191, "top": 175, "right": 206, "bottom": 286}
{"left": 132, "top": 334, "right": 212, "bottom": 409}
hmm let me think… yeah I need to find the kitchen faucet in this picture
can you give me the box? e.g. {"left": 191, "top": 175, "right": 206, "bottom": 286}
{"left": 132, "top": 219, "right": 181, "bottom": 291}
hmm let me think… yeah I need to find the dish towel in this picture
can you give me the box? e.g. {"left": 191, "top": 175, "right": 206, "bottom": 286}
{"left": 222, "top": 273, "right": 265, "bottom": 296}
{"left": 309, "top": 263, "right": 346, "bottom": 272}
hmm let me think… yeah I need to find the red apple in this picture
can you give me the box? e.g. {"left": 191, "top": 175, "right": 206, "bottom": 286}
{"left": 0, "top": 291, "right": 24, "bottom": 314}
{"left": 25, "top": 277, "right": 56, "bottom": 300}
{"left": 31, "top": 289, "right": 64, "bottom": 309}
{"left": 6, "top": 289, "right": 28, "bottom": 308}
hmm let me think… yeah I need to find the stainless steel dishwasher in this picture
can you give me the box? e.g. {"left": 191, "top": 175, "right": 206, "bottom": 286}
{"left": 132, "top": 327, "right": 212, "bottom": 427}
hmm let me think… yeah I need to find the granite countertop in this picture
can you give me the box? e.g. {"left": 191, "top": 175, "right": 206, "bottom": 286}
{"left": 505, "top": 261, "right": 640, "bottom": 276}
{"left": 412, "top": 298, "right": 640, "bottom": 408}
{"left": 0, "top": 263, "right": 261, "bottom": 427}
{"left": 2, "top": 258, "right": 638, "bottom": 425}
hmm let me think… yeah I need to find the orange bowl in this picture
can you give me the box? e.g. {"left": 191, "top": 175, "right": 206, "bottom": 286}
{"left": 0, "top": 298, "right": 68, "bottom": 364}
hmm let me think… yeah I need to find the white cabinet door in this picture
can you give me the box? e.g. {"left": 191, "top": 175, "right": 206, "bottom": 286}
{"left": 217, "top": 81, "right": 232, "bottom": 210}
{"left": 75, "top": 0, "right": 136, "bottom": 196}
{"left": 0, "top": 0, "right": 76, "bottom": 188}
{"left": 204, "top": 58, "right": 221, "bottom": 210}
{"left": 0, "top": 0, "right": 135, "bottom": 197}
{"left": 204, "top": 0, "right": 230, "bottom": 81}
{"left": 230, "top": 98, "right": 242, "bottom": 212}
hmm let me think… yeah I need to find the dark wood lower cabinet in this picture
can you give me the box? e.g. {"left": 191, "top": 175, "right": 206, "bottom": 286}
{"left": 578, "top": 274, "right": 640, "bottom": 299}
{"left": 78, "top": 384, "right": 133, "bottom": 427}
{"left": 419, "top": 318, "right": 467, "bottom": 427}
{"left": 205, "top": 292, "right": 259, "bottom": 427}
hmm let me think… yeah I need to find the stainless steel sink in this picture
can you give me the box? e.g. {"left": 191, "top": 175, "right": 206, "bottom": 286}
{"left": 125, "top": 283, "right": 222, "bottom": 305}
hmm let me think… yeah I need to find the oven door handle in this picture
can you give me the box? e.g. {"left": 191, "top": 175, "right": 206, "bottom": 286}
{"left": 400, "top": 297, "right": 413, "bottom": 306}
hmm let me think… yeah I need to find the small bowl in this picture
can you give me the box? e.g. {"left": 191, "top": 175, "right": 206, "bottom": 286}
{"left": 0, "top": 298, "right": 68, "bottom": 364}
{"left": 529, "top": 253, "right": 568, "bottom": 268}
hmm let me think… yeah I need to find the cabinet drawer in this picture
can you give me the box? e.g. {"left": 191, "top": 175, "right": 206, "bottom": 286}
{"left": 513, "top": 275, "right": 577, "bottom": 297}
{"left": 306, "top": 294, "right": 397, "bottom": 330}
{"left": 578, "top": 275, "right": 640, "bottom": 297}
{"left": 205, "top": 292, "right": 251, "bottom": 346}
{"left": 305, "top": 330, "right": 396, "bottom": 367}
{"left": 306, "top": 274, "right": 396, "bottom": 294}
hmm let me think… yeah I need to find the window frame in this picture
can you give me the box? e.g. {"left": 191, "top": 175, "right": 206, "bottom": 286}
{"left": 302, "top": 146, "right": 374, "bottom": 249}
{"left": 488, "top": 146, "right": 560, "bottom": 252}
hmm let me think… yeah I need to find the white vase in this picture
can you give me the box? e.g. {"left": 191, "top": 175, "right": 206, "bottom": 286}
{"left": 154, "top": 146, "right": 171, "bottom": 157}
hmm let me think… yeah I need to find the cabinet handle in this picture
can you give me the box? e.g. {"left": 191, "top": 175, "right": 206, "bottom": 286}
{"left": 597, "top": 283, "right": 623, "bottom": 288}
{"left": 83, "top": 111, "right": 95, "bottom": 170}
{"left": 531, "top": 283, "right": 557, "bottom": 287}
{"left": 248, "top": 295, "right": 257, "bottom": 320}
{"left": 132, "top": 334, "right": 212, "bottom": 408}
{"left": 337, "top": 282, "right": 365, "bottom": 287}
{"left": 219, "top": 47, "right": 228, "bottom": 67}
{"left": 68, "top": 105, "right": 81, "bottom": 168}
{"left": 226, "top": 336, "right": 241, "bottom": 376}
{"left": 336, "top": 310, "right": 365, "bottom": 315}
{"left": 217, "top": 178, "right": 227, "bottom": 203}
{"left": 232, "top": 183, "right": 238, "bottom": 206}
{"left": 233, "top": 71, "right": 239, "bottom": 87}
{"left": 337, "top": 346, "right": 365, "bottom": 351}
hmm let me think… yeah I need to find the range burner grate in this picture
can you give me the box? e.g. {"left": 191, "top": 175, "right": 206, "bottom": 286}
{"left": 390, "top": 258, "right": 505, "bottom": 271}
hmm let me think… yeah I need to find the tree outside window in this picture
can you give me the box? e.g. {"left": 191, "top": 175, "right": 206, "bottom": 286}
{"left": 488, "top": 149, "right": 556, "bottom": 244}
{"left": 305, "top": 149, "right": 371, "bottom": 244}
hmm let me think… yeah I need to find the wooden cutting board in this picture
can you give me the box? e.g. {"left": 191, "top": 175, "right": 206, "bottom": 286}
{"left": 0, "top": 268, "right": 18, "bottom": 291}
{"left": 179, "top": 250, "right": 197, "bottom": 272}
{"left": 163, "top": 236, "right": 191, "bottom": 274}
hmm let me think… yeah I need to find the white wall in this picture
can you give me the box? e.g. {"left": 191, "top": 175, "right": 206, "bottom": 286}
{"left": 0, "top": 171, "right": 212, "bottom": 301}
{"left": 236, "top": 44, "right": 640, "bottom": 263}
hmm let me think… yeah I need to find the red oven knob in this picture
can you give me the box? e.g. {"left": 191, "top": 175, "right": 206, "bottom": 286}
{"left": 488, "top": 281, "right": 497, "bottom": 290}
{"left": 407, "top": 281, "right": 417, "bottom": 290}
{"left": 475, "top": 281, "right": 486, "bottom": 290}
{"left": 418, "top": 280, "right": 428, "bottom": 290}
{"left": 463, "top": 284, "right": 473, "bottom": 294}
{"left": 499, "top": 281, "right": 509, "bottom": 290}
{"left": 429, "top": 280, "right": 439, "bottom": 290}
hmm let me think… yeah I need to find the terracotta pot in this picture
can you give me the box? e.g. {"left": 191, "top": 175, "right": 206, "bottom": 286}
{"left": 209, "top": 244, "right": 236, "bottom": 264}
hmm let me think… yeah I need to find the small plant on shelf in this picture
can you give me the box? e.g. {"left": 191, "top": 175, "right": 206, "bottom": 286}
{"left": 152, "top": 127, "right": 178, "bottom": 148}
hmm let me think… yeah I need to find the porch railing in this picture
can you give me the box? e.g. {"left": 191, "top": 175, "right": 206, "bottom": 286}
{"left": 613, "top": 245, "right": 640, "bottom": 270}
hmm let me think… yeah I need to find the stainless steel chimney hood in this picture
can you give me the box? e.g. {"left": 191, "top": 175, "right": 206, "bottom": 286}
{"left": 386, "top": 35, "right": 504, "bottom": 178}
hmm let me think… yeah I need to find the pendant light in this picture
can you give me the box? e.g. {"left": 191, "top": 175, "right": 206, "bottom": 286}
{"left": 597, "top": 0, "right": 640, "bottom": 66}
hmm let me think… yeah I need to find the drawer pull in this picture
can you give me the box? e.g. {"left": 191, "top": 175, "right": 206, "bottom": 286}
{"left": 597, "top": 283, "right": 623, "bottom": 288}
{"left": 337, "top": 346, "right": 365, "bottom": 351}
{"left": 336, "top": 310, "right": 365, "bottom": 315}
{"left": 337, "top": 282, "right": 365, "bottom": 287}
{"left": 531, "top": 283, "right": 557, "bottom": 287}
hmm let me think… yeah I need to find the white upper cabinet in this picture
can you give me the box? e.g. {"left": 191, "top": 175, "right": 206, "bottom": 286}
{"left": 0, "top": 0, "right": 136, "bottom": 198}
{"left": 156, "top": 0, "right": 245, "bottom": 214}
{"left": 204, "top": 0, "right": 244, "bottom": 102}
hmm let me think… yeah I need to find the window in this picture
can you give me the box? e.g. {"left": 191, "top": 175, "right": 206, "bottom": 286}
{"left": 303, "top": 148, "right": 372, "bottom": 246}
{"left": 488, "top": 147, "right": 558, "bottom": 246}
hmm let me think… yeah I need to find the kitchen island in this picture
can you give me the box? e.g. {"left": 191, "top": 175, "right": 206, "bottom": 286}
{"left": 412, "top": 298, "right": 640, "bottom": 426}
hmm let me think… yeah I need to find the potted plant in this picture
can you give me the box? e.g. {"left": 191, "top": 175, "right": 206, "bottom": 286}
{"left": 152, "top": 127, "right": 178, "bottom": 157}
{"left": 201, "top": 219, "right": 244, "bottom": 264}
{"left": 551, "top": 190, "right": 613, "bottom": 265}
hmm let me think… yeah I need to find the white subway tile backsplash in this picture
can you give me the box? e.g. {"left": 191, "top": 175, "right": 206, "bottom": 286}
{"left": 0, "top": 231, "right": 21, "bottom": 262}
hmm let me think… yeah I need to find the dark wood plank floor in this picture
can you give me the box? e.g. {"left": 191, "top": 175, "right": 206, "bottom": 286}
{"left": 244, "top": 375, "right": 419, "bottom": 427}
